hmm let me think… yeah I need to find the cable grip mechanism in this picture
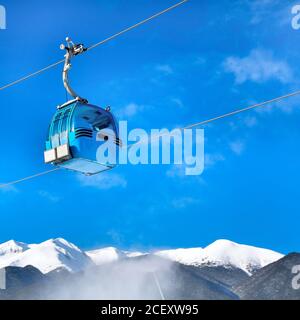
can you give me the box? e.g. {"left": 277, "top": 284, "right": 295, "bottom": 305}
{"left": 60, "top": 37, "right": 88, "bottom": 103}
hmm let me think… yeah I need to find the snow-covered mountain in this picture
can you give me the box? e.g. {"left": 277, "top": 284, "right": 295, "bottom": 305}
{"left": 86, "top": 247, "right": 124, "bottom": 265}
{"left": 0, "top": 238, "right": 92, "bottom": 274}
{"left": 155, "top": 240, "right": 283, "bottom": 274}
{"left": 0, "top": 238, "right": 283, "bottom": 275}
{"left": 86, "top": 247, "right": 145, "bottom": 265}
{"left": 0, "top": 240, "right": 29, "bottom": 256}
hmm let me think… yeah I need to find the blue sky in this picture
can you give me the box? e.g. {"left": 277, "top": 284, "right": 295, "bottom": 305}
{"left": 0, "top": 0, "right": 300, "bottom": 253}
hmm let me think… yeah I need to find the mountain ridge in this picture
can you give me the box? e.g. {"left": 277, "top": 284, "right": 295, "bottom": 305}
{"left": 0, "top": 238, "right": 92, "bottom": 274}
{"left": 0, "top": 238, "right": 283, "bottom": 275}
{"left": 155, "top": 239, "right": 283, "bottom": 275}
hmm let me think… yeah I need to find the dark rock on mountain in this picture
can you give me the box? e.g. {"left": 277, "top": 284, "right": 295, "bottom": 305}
{"left": 5, "top": 266, "right": 45, "bottom": 289}
{"left": 0, "top": 265, "right": 48, "bottom": 300}
{"left": 235, "top": 253, "right": 300, "bottom": 300}
{"left": 1, "top": 254, "right": 299, "bottom": 300}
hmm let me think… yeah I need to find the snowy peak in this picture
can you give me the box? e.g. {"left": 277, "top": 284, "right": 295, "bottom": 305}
{"left": 86, "top": 247, "right": 123, "bottom": 265}
{"left": 0, "top": 238, "right": 284, "bottom": 275}
{"left": 156, "top": 240, "right": 283, "bottom": 274}
{"left": 86, "top": 247, "right": 145, "bottom": 265}
{"left": 202, "top": 239, "right": 283, "bottom": 272}
{"left": 0, "top": 240, "right": 29, "bottom": 256}
{"left": 36, "top": 238, "right": 84, "bottom": 254}
{"left": 155, "top": 247, "right": 203, "bottom": 265}
{"left": 123, "top": 251, "right": 146, "bottom": 258}
{"left": 0, "top": 238, "right": 92, "bottom": 274}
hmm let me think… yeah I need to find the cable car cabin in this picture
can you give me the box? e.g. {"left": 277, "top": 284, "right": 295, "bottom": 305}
{"left": 44, "top": 101, "right": 121, "bottom": 175}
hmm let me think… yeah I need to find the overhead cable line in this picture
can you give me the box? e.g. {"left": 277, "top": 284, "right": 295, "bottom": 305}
{"left": 0, "top": 168, "right": 61, "bottom": 189}
{"left": 127, "top": 88, "right": 300, "bottom": 148}
{"left": 0, "top": 0, "right": 189, "bottom": 91}
{"left": 1, "top": 89, "right": 299, "bottom": 189}
{"left": 182, "top": 89, "right": 300, "bottom": 130}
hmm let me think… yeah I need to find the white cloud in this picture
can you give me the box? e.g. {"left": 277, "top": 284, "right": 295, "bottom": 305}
{"left": 156, "top": 64, "right": 174, "bottom": 75}
{"left": 255, "top": 104, "right": 273, "bottom": 114}
{"left": 273, "top": 96, "right": 300, "bottom": 114}
{"left": 244, "top": 116, "right": 258, "bottom": 128}
{"left": 195, "top": 56, "right": 206, "bottom": 65}
{"left": 252, "top": 92, "right": 300, "bottom": 115}
{"left": 223, "top": 49, "right": 293, "bottom": 84}
{"left": 247, "top": 0, "right": 290, "bottom": 26}
{"left": 107, "top": 229, "right": 123, "bottom": 245}
{"left": 78, "top": 173, "right": 127, "bottom": 190}
{"left": 166, "top": 165, "right": 186, "bottom": 178}
{"left": 229, "top": 140, "right": 245, "bottom": 155}
{"left": 0, "top": 185, "right": 18, "bottom": 193}
{"left": 171, "top": 98, "right": 184, "bottom": 108}
{"left": 117, "top": 103, "right": 143, "bottom": 118}
{"left": 171, "top": 197, "right": 199, "bottom": 209}
{"left": 166, "top": 165, "right": 206, "bottom": 186}
{"left": 205, "top": 153, "right": 225, "bottom": 168}
{"left": 38, "top": 190, "right": 61, "bottom": 203}
{"left": 248, "top": 0, "right": 277, "bottom": 24}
